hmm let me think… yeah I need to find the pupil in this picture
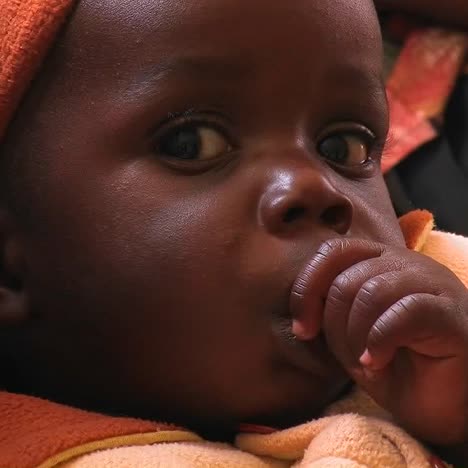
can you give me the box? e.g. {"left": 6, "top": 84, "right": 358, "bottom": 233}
{"left": 320, "top": 136, "right": 348, "bottom": 162}
{"left": 162, "top": 127, "right": 200, "bottom": 159}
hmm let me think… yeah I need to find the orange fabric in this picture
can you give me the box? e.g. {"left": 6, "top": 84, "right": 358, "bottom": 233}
{"left": 0, "top": 391, "right": 181, "bottom": 468}
{"left": 0, "top": 0, "right": 76, "bottom": 139}
{"left": 399, "top": 210, "right": 435, "bottom": 251}
{"left": 399, "top": 209, "right": 468, "bottom": 288}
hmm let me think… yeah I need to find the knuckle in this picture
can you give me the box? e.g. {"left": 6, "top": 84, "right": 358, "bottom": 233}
{"left": 367, "top": 318, "right": 388, "bottom": 348}
{"left": 396, "top": 295, "right": 419, "bottom": 315}
{"left": 328, "top": 272, "right": 354, "bottom": 306}
{"left": 327, "top": 283, "right": 348, "bottom": 309}
{"left": 318, "top": 238, "right": 351, "bottom": 257}
{"left": 364, "top": 272, "right": 396, "bottom": 293}
{"left": 385, "top": 303, "right": 408, "bottom": 329}
{"left": 360, "top": 277, "right": 383, "bottom": 298}
{"left": 353, "top": 288, "right": 374, "bottom": 311}
{"left": 354, "top": 274, "right": 393, "bottom": 310}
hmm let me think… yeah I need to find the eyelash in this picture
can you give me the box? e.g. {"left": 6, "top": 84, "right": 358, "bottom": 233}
{"left": 155, "top": 109, "right": 232, "bottom": 139}
{"left": 151, "top": 111, "right": 386, "bottom": 169}
{"left": 380, "top": 131, "right": 397, "bottom": 161}
{"left": 151, "top": 110, "right": 234, "bottom": 154}
{"left": 318, "top": 125, "right": 384, "bottom": 165}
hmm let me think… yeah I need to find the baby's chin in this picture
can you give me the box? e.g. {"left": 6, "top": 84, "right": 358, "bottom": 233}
{"left": 242, "top": 381, "right": 354, "bottom": 433}
{"left": 178, "top": 397, "right": 336, "bottom": 442}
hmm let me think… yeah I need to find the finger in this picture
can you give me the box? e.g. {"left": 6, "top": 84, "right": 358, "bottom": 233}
{"left": 363, "top": 293, "right": 462, "bottom": 371}
{"left": 323, "top": 256, "right": 427, "bottom": 368}
{"left": 290, "top": 238, "right": 385, "bottom": 340}
{"left": 323, "top": 264, "right": 404, "bottom": 370}
{"left": 346, "top": 269, "right": 441, "bottom": 362}
{"left": 324, "top": 254, "right": 453, "bottom": 370}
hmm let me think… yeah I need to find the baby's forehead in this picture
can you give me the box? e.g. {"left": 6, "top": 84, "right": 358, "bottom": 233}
{"left": 55, "top": 0, "right": 384, "bottom": 118}
{"left": 66, "top": 0, "right": 381, "bottom": 72}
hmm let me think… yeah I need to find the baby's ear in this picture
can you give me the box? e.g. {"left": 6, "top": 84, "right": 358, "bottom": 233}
{"left": 0, "top": 211, "right": 28, "bottom": 325}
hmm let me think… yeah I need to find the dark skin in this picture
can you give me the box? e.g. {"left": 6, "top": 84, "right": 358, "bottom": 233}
{"left": 376, "top": 0, "right": 468, "bottom": 28}
{"left": 0, "top": 0, "right": 467, "bottom": 463}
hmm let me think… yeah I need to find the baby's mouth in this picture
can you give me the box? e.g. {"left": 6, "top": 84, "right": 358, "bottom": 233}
{"left": 272, "top": 254, "right": 345, "bottom": 378}
{"left": 289, "top": 257, "right": 330, "bottom": 342}
{"left": 274, "top": 324, "right": 339, "bottom": 377}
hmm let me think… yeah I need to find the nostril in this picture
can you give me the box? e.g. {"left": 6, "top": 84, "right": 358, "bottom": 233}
{"left": 320, "top": 205, "right": 350, "bottom": 232}
{"left": 283, "top": 206, "right": 306, "bottom": 224}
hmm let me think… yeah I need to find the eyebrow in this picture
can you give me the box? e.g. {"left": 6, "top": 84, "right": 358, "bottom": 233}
{"left": 321, "top": 62, "right": 390, "bottom": 130}
{"left": 328, "top": 62, "right": 388, "bottom": 103}
{"left": 123, "top": 55, "right": 254, "bottom": 103}
{"left": 140, "top": 56, "right": 253, "bottom": 86}
{"left": 139, "top": 55, "right": 386, "bottom": 95}
{"left": 126, "top": 55, "right": 389, "bottom": 126}
{"left": 327, "top": 61, "right": 385, "bottom": 91}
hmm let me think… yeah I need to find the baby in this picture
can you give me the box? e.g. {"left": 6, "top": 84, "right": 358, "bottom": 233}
{"left": 0, "top": 0, "right": 467, "bottom": 466}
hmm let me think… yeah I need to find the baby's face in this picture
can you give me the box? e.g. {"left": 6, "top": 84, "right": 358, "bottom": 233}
{"left": 5, "top": 0, "right": 404, "bottom": 432}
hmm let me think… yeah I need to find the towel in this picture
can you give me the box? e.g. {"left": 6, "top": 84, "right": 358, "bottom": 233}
{"left": 2, "top": 389, "right": 442, "bottom": 468}
{"left": 0, "top": 391, "right": 201, "bottom": 468}
{"left": 400, "top": 210, "right": 468, "bottom": 287}
{"left": 0, "top": 0, "right": 76, "bottom": 139}
{"left": 0, "top": 390, "right": 436, "bottom": 468}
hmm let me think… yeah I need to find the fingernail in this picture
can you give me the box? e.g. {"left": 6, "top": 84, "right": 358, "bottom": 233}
{"left": 429, "top": 455, "right": 446, "bottom": 468}
{"left": 291, "top": 318, "right": 319, "bottom": 342}
{"left": 359, "top": 349, "right": 373, "bottom": 367}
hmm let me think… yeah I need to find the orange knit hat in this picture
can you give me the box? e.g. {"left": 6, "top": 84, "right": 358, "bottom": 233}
{"left": 0, "top": 0, "right": 76, "bottom": 140}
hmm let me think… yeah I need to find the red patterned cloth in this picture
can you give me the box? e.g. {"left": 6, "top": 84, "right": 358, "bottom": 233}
{"left": 382, "top": 16, "right": 468, "bottom": 173}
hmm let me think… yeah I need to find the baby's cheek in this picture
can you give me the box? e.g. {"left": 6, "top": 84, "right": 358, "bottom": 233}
{"left": 349, "top": 178, "right": 404, "bottom": 247}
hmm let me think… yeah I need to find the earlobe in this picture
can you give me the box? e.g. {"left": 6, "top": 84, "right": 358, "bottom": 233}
{"left": 0, "top": 214, "right": 28, "bottom": 326}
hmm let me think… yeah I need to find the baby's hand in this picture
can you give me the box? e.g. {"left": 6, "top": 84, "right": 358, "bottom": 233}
{"left": 297, "top": 239, "right": 468, "bottom": 446}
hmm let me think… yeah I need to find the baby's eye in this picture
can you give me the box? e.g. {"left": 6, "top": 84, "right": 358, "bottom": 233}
{"left": 159, "top": 124, "right": 232, "bottom": 161}
{"left": 318, "top": 133, "right": 370, "bottom": 167}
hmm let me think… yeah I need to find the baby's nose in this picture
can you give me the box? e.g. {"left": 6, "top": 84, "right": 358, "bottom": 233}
{"left": 258, "top": 165, "right": 353, "bottom": 238}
